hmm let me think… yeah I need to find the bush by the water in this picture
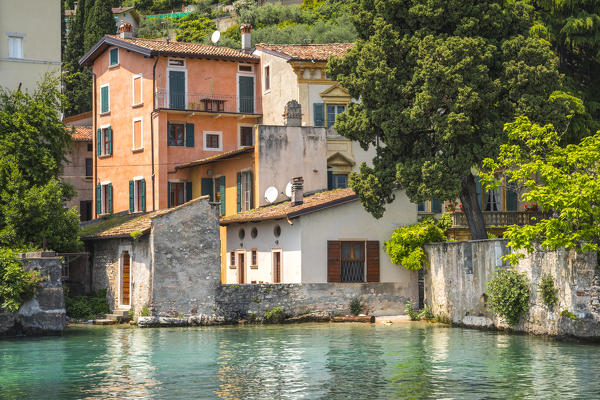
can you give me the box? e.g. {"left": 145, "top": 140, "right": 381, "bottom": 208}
{"left": 539, "top": 273, "right": 559, "bottom": 309}
{"left": 66, "top": 289, "right": 110, "bottom": 320}
{"left": 0, "top": 247, "right": 41, "bottom": 312}
{"left": 487, "top": 268, "right": 531, "bottom": 326}
{"left": 264, "top": 306, "right": 285, "bottom": 323}
{"left": 349, "top": 297, "right": 364, "bottom": 316}
{"left": 405, "top": 300, "right": 420, "bottom": 321}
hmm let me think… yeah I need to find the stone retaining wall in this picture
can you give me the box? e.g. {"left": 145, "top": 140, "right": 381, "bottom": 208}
{"left": 424, "top": 239, "right": 600, "bottom": 339}
{"left": 0, "top": 252, "right": 66, "bottom": 337}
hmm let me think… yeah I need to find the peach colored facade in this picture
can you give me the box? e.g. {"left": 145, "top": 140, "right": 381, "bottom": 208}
{"left": 89, "top": 39, "right": 261, "bottom": 218}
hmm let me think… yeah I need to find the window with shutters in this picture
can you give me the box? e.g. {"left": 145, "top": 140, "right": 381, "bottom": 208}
{"left": 168, "top": 122, "right": 185, "bottom": 146}
{"left": 239, "top": 170, "right": 252, "bottom": 212}
{"left": 109, "top": 48, "right": 119, "bottom": 66}
{"left": 100, "top": 84, "right": 110, "bottom": 114}
{"left": 98, "top": 126, "right": 112, "bottom": 156}
{"left": 326, "top": 104, "right": 346, "bottom": 129}
{"left": 134, "top": 178, "right": 145, "bottom": 212}
{"left": 100, "top": 182, "right": 112, "bottom": 214}
{"left": 132, "top": 74, "right": 143, "bottom": 106}
{"left": 331, "top": 174, "right": 347, "bottom": 189}
{"left": 239, "top": 126, "right": 253, "bottom": 147}
{"left": 214, "top": 176, "right": 225, "bottom": 215}
{"left": 204, "top": 131, "right": 222, "bottom": 151}
{"left": 132, "top": 117, "right": 143, "bottom": 150}
{"left": 8, "top": 36, "right": 23, "bottom": 59}
{"left": 169, "top": 182, "right": 185, "bottom": 207}
{"left": 341, "top": 241, "right": 365, "bottom": 282}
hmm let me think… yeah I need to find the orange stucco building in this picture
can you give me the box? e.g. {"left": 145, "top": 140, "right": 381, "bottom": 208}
{"left": 80, "top": 27, "right": 261, "bottom": 218}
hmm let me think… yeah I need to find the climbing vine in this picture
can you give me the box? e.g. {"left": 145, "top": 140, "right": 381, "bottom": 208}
{"left": 539, "top": 273, "right": 559, "bottom": 309}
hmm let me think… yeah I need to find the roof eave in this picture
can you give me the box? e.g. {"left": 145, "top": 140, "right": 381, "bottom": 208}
{"left": 79, "top": 36, "right": 152, "bottom": 66}
{"left": 81, "top": 229, "right": 150, "bottom": 241}
{"left": 255, "top": 46, "right": 292, "bottom": 61}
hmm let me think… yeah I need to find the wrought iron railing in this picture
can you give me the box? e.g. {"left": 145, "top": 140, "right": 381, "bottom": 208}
{"left": 154, "top": 90, "right": 261, "bottom": 114}
{"left": 341, "top": 260, "right": 365, "bottom": 282}
{"left": 451, "top": 211, "right": 548, "bottom": 227}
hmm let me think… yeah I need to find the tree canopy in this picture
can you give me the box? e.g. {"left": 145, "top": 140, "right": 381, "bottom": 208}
{"left": 328, "top": 0, "right": 577, "bottom": 239}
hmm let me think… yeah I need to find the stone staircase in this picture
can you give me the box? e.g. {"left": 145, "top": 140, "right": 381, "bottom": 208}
{"left": 107, "top": 309, "right": 131, "bottom": 322}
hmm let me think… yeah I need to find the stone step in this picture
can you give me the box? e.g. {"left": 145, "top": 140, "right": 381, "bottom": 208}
{"left": 94, "top": 319, "right": 117, "bottom": 325}
{"left": 111, "top": 309, "right": 130, "bottom": 318}
{"left": 106, "top": 314, "right": 131, "bottom": 322}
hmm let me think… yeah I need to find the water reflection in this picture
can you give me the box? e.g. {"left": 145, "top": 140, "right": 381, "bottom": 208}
{"left": 1, "top": 324, "right": 600, "bottom": 399}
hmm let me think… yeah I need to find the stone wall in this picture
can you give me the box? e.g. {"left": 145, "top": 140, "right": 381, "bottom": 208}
{"left": 0, "top": 252, "right": 66, "bottom": 336}
{"left": 424, "top": 239, "right": 600, "bottom": 339}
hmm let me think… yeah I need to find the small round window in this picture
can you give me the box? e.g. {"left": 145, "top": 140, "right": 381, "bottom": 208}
{"left": 251, "top": 227, "right": 258, "bottom": 239}
{"left": 238, "top": 228, "right": 245, "bottom": 240}
{"left": 274, "top": 225, "right": 281, "bottom": 238}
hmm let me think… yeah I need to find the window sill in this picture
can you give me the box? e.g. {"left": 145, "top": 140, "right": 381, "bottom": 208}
{"left": 229, "top": 265, "right": 237, "bottom": 269}
{"left": 85, "top": 176, "right": 93, "bottom": 180}
{"left": 109, "top": 63, "right": 120, "bottom": 69}
{"left": 132, "top": 103, "right": 144, "bottom": 108}
{"left": 167, "top": 144, "right": 185, "bottom": 147}
{"left": 98, "top": 154, "right": 112, "bottom": 159}
{"left": 99, "top": 111, "right": 110, "bottom": 116}
{"left": 250, "top": 264, "right": 258, "bottom": 270}
{"left": 263, "top": 89, "right": 271, "bottom": 95}
{"left": 132, "top": 148, "right": 144, "bottom": 153}
{"left": 204, "top": 147, "right": 223, "bottom": 152}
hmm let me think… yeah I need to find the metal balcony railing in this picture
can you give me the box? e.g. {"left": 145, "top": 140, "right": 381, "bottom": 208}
{"left": 154, "top": 90, "right": 261, "bottom": 114}
{"left": 451, "top": 211, "right": 548, "bottom": 227}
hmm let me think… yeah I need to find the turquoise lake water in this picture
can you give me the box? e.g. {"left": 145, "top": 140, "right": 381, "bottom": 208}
{"left": 1, "top": 323, "right": 599, "bottom": 399}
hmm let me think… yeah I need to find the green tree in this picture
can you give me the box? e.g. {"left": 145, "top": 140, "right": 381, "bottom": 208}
{"left": 328, "top": 0, "right": 574, "bottom": 240}
{"left": 480, "top": 116, "right": 599, "bottom": 262}
{"left": 176, "top": 14, "right": 216, "bottom": 43}
{"left": 84, "top": 0, "right": 117, "bottom": 51}
{"left": 0, "top": 76, "right": 81, "bottom": 252}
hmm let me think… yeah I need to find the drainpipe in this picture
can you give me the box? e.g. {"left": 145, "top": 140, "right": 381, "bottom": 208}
{"left": 91, "top": 70, "right": 97, "bottom": 218}
{"left": 151, "top": 56, "right": 159, "bottom": 211}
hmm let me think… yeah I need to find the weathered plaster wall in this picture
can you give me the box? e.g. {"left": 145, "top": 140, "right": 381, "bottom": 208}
{"left": 149, "top": 198, "right": 221, "bottom": 317}
{"left": 424, "top": 239, "right": 600, "bottom": 339}
{"left": 255, "top": 50, "right": 299, "bottom": 125}
{"left": 256, "top": 125, "right": 327, "bottom": 206}
{"left": 0, "top": 253, "right": 66, "bottom": 336}
{"left": 63, "top": 140, "right": 93, "bottom": 213}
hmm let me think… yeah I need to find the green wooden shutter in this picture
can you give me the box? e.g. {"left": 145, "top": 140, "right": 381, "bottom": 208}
{"left": 185, "top": 123, "right": 194, "bottom": 147}
{"left": 431, "top": 199, "right": 442, "bottom": 213}
{"left": 169, "top": 70, "right": 185, "bottom": 109}
{"left": 129, "top": 180, "right": 135, "bottom": 212}
{"left": 141, "top": 179, "right": 146, "bottom": 211}
{"left": 101, "top": 86, "right": 109, "bottom": 113}
{"left": 107, "top": 126, "right": 113, "bottom": 155}
{"left": 185, "top": 181, "right": 192, "bottom": 202}
{"left": 238, "top": 76, "right": 254, "bottom": 113}
{"left": 506, "top": 188, "right": 518, "bottom": 211}
{"left": 314, "top": 103, "right": 324, "bottom": 126}
{"left": 97, "top": 129, "right": 102, "bottom": 156}
{"left": 110, "top": 48, "right": 118, "bottom": 66}
{"left": 167, "top": 182, "right": 171, "bottom": 208}
{"left": 96, "top": 184, "right": 102, "bottom": 215}
{"left": 236, "top": 172, "right": 242, "bottom": 212}
{"left": 475, "top": 176, "right": 482, "bottom": 208}
{"left": 327, "top": 170, "right": 333, "bottom": 190}
{"left": 108, "top": 183, "right": 113, "bottom": 214}
{"left": 220, "top": 176, "right": 226, "bottom": 215}
{"left": 201, "top": 178, "right": 214, "bottom": 200}
{"left": 248, "top": 170, "right": 253, "bottom": 209}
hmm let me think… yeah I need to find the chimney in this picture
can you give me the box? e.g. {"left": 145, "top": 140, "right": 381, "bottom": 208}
{"left": 241, "top": 24, "right": 252, "bottom": 53}
{"left": 291, "top": 177, "right": 304, "bottom": 206}
{"left": 119, "top": 21, "right": 133, "bottom": 40}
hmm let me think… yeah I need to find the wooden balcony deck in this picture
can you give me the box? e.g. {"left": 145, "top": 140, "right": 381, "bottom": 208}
{"left": 451, "top": 211, "right": 547, "bottom": 227}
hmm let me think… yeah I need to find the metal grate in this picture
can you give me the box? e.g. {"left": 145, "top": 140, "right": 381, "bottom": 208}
{"left": 341, "top": 260, "right": 364, "bottom": 282}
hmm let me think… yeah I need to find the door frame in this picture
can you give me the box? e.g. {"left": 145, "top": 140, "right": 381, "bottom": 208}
{"left": 272, "top": 248, "right": 283, "bottom": 283}
{"left": 236, "top": 72, "right": 255, "bottom": 113}
{"left": 236, "top": 250, "right": 246, "bottom": 284}
{"left": 166, "top": 66, "right": 188, "bottom": 109}
{"left": 119, "top": 249, "right": 132, "bottom": 308}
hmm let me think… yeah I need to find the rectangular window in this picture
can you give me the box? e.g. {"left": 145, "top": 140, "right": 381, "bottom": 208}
{"left": 331, "top": 174, "right": 348, "bottom": 189}
{"left": 264, "top": 65, "right": 270, "bottom": 91}
{"left": 326, "top": 104, "right": 346, "bottom": 129}
{"left": 135, "top": 179, "right": 143, "bottom": 211}
{"left": 240, "top": 126, "right": 253, "bottom": 147}
{"left": 239, "top": 65, "right": 252, "bottom": 72}
{"left": 87, "top": 143, "right": 93, "bottom": 152}
{"left": 100, "top": 85, "right": 110, "bottom": 113}
{"left": 169, "top": 182, "right": 185, "bottom": 207}
{"left": 133, "top": 118, "right": 143, "bottom": 150}
{"left": 132, "top": 74, "right": 142, "bottom": 105}
{"left": 109, "top": 48, "right": 119, "bottom": 66}
{"left": 204, "top": 131, "right": 222, "bottom": 151}
{"left": 8, "top": 36, "right": 23, "bottom": 59}
{"left": 85, "top": 158, "right": 93, "bottom": 178}
{"left": 168, "top": 59, "right": 184, "bottom": 67}
{"left": 251, "top": 249, "right": 257, "bottom": 266}
{"left": 417, "top": 201, "right": 427, "bottom": 213}
{"left": 168, "top": 123, "right": 185, "bottom": 146}
{"left": 240, "top": 170, "right": 252, "bottom": 212}
{"left": 230, "top": 251, "right": 236, "bottom": 267}
{"left": 341, "top": 241, "right": 365, "bottom": 282}
{"left": 101, "top": 183, "right": 112, "bottom": 214}
{"left": 80, "top": 200, "right": 92, "bottom": 222}
{"left": 98, "top": 126, "right": 112, "bottom": 156}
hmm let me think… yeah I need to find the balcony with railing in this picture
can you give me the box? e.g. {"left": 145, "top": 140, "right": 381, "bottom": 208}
{"left": 154, "top": 90, "right": 261, "bottom": 115}
{"left": 451, "top": 211, "right": 548, "bottom": 227}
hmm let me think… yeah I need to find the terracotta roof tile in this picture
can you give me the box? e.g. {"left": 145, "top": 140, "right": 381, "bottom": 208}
{"left": 70, "top": 126, "right": 93, "bottom": 142}
{"left": 106, "top": 35, "right": 259, "bottom": 62}
{"left": 220, "top": 188, "right": 358, "bottom": 225}
{"left": 257, "top": 43, "right": 353, "bottom": 61}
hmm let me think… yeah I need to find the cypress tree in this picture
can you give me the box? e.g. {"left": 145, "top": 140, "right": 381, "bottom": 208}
{"left": 84, "top": 0, "right": 118, "bottom": 51}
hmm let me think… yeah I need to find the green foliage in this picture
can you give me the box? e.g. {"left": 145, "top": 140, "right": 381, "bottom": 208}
{"left": 385, "top": 219, "right": 447, "bottom": 271}
{"left": 0, "top": 77, "right": 81, "bottom": 252}
{"left": 128, "top": 309, "right": 134, "bottom": 318}
{"left": 264, "top": 306, "right": 285, "bottom": 323}
{"left": 141, "top": 305, "right": 150, "bottom": 317}
{"left": 349, "top": 297, "right": 364, "bottom": 316}
{"left": 176, "top": 15, "right": 216, "bottom": 43}
{"left": 130, "top": 230, "right": 144, "bottom": 241}
{"left": 65, "top": 289, "right": 110, "bottom": 320}
{"left": 539, "top": 273, "right": 559, "bottom": 309}
{"left": 486, "top": 267, "right": 531, "bottom": 326}
{"left": 137, "top": 16, "right": 175, "bottom": 39}
{"left": 84, "top": 0, "right": 117, "bottom": 51}
{"left": 560, "top": 309, "right": 580, "bottom": 321}
{"left": 328, "top": 0, "right": 577, "bottom": 239}
{"left": 480, "top": 117, "right": 600, "bottom": 260}
{"left": 405, "top": 300, "right": 420, "bottom": 321}
{"left": 0, "top": 248, "right": 42, "bottom": 312}
{"left": 418, "top": 306, "right": 435, "bottom": 322}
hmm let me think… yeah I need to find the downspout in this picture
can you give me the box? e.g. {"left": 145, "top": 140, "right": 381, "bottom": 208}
{"left": 92, "top": 69, "right": 97, "bottom": 219}
{"left": 151, "top": 56, "right": 159, "bottom": 211}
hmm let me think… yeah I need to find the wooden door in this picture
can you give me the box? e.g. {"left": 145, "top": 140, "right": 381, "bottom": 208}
{"left": 122, "top": 252, "right": 130, "bottom": 306}
{"left": 169, "top": 70, "right": 186, "bottom": 109}
{"left": 238, "top": 76, "right": 254, "bottom": 113}
{"left": 273, "top": 251, "right": 281, "bottom": 283}
{"left": 238, "top": 252, "right": 245, "bottom": 284}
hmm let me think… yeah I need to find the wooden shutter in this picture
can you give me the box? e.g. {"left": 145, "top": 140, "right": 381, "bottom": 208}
{"left": 96, "top": 184, "right": 102, "bottom": 215}
{"left": 201, "top": 178, "right": 213, "bottom": 200}
{"left": 366, "top": 240, "right": 380, "bottom": 282}
{"left": 129, "top": 180, "right": 134, "bottom": 212}
{"left": 141, "top": 179, "right": 146, "bottom": 211}
{"left": 101, "top": 86, "right": 109, "bottom": 113}
{"left": 108, "top": 183, "right": 113, "bottom": 214}
{"left": 236, "top": 172, "right": 242, "bottom": 213}
{"left": 506, "top": 188, "right": 518, "bottom": 211}
{"left": 327, "top": 240, "right": 341, "bottom": 282}
{"left": 169, "top": 70, "right": 185, "bottom": 109}
{"left": 431, "top": 199, "right": 442, "bottom": 213}
{"left": 107, "top": 126, "right": 113, "bottom": 155}
{"left": 238, "top": 76, "right": 254, "bottom": 113}
{"left": 220, "top": 176, "right": 226, "bottom": 215}
{"left": 249, "top": 170, "right": 254, "bottom": 209}
{"left": 185, "top": 181, "right": 192, "bottom": 202}
{"left": 96, "top": 129, "right": 101, "bottom": 156}
{"left": 167, "top": 182, "right": 172, "bottom": 208}
{"left": 185, "top": 123, "right": 194, "bottom": 147}
{"left": 327, "top": 170, "right": 333, "bottom": 190}
{"left": 314, "top": 103, "right": 324, "bottom": 126}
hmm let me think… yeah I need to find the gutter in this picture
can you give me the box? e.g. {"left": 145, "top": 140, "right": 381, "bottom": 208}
{"left": 151, "top": 56, "right": 159, "bottom": 211}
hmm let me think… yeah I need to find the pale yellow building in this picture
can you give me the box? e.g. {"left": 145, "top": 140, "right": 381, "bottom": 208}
{"left": 0, "top": 0, "right": 61, "bottom": 92}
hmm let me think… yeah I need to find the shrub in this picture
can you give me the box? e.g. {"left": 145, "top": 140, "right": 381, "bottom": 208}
{"left": 487, "top": 268, "right": 531, "bottom": 326}
{"left": 561, "top": 310, "right": 579, "bottom": 321}
{"left": 349, "top": 297, "right": 364, "bottom": 316}
{"left": 539, "top": 273, "right": 559, "bottom": 309}
{"left": 264, "top": 306, "right": 285, "bottom": 323}
{"left": 141, "top": 305, "right": 150, "bottom": 317}
{"left": 418, "top": 306, "right": 435, "bottom": 321}
{"left": 65, "top": 290, "right": 109, "bottom": 320}
{"left": 385, "top": 218, "right": 447, "bottom": 270}
{"left": 405, "top": 300, "right": 420, "bottom": 321}
{"left": 0, "top": 248, "right": 42, "bottom": 312}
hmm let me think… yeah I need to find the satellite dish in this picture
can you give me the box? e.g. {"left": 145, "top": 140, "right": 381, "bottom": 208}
{"left": 265, "top": 186, "right": 278, "bottom": 204}
{"left": 211, "top": 30, "right": 221, "bottom": 44}
{"left": 285, "top": 181, "right": 292, "bottom": 198}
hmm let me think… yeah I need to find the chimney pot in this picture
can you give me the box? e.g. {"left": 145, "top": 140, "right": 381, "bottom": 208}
{"left": 119, "top": 21, "right": 133, "bottom": 39}
{"left": 291, "top": 176, "right": 304, "bottom": 206}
